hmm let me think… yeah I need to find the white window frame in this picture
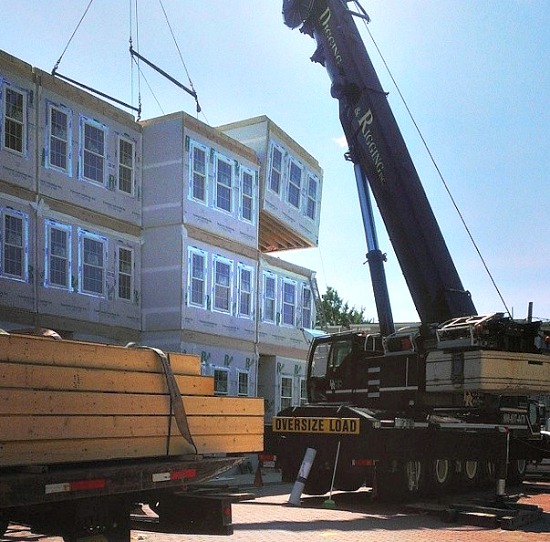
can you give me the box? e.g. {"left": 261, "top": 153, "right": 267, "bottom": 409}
{"left": 44, "top": 220, "right": 71, "bottom": 290}
{"left": 301, "top": 284, "right": 312, "bottom": 329}
{"left": 212, "top": 254, "right": 233, "bottom": 314}
{"left": 2, "top": 83, "right": 26, "bottom": 155}
{"left": 237, "top": 369, "right": 249, "bottom": 397}
{"left": 80, "top": 116, "right": 106, "bottom": 184}
{"left": 47, "top": 102, "right": 71, "bottom": 174}
{"left": 215, "top": 153, "right": 233, "bottom": 214}
{"left": 1, "top": 209, "right": 29, "bottom": 281}
{"left": 214, "top": 367, "right": 230, "bottom": 396}
{"left": 237, "top": 263, "right": 254, "bottom": 319}
{"left": 189, "top": 140, "right": 208, "bottom": 204}
{"left": 287, "top": 158, "right": 302, "bottom": 209}
{"left": 117, "top": 135, "right": 134, "bottom": 195}
{"left": 281, "top": 278, "right": 297, "bottom": 327}
{"left": 239, "top": 167, "right": 255, "bottom": 224}
{"left": 78, "top": 229, "right": 107, "bottom": 297}
{"left": 117, "top": 245, "right": 134, "bottom": 301}
{"left": 262, "top": 271, "right": 277, "bottom": 324}
{"left": 280, "top": 375, "right": 293, "bottom": 411}
{"left": 305, "top": 174, "right": 319, "bottom": 221}
{"left": 268, "top": 143, "right": 284, "bottom": 196}
{"left": 187, "top": 246, "right": 207, "bottom": 309}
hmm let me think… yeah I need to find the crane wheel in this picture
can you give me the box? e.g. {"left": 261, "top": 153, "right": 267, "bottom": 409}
{"left": 428, "top": 458, "right": 454, "bottom": 494}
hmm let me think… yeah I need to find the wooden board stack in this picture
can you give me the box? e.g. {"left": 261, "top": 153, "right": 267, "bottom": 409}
{"left": 0, "top": 333, "right": 264, "bottom": 467}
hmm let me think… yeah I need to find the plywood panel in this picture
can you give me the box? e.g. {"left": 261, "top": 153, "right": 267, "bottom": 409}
{"left": 0, "top": 334, "right": 201, "bottom": 375}
{"left": 0, "top": 363, "right": 213, "bottom": 395}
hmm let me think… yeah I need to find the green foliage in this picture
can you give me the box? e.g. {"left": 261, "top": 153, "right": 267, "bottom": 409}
{"left": 317, "top": 286, "right": 371, "bottom": 327}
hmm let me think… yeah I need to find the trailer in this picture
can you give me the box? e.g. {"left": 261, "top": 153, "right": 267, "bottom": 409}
{"left": 0, "top": 332, "right": 264, "bottom": 540}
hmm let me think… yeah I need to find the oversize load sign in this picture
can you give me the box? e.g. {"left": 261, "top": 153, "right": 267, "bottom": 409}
{"left": 273, "top": 416, "right": 360, "bottom": 435}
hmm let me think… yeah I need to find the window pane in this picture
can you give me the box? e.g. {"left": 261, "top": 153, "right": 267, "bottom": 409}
{"left": 214, "top": 260, "right": 231, "bottom": 311}
{"left": 216, "top": 159, "right": 232, "bottom": 212}
{"left": 4, "top": 88, "right": 24, "bottom": 153}
{"left": 50, "top": 108, "right": 68, "bottom": 170}
{"left": 118, "top": 248, "right": 132, "bottom": 300}
{"left": 83, "top": 237, "right": 104, "bottom": 294}
{"left": 83, "top": 123, "right": 104, "bottom": 183}
{"left": 288, "top": 161, "right": 301, "bottom": 208}
{"left": 118, "top": 139, "right": 134, "bottom": 194}
{"left": 49, "top": 227, "right": 68, "bottom": 287}
{"left": 192, "top": 146, "right": 206, "bottom": 201}
{"left": 4, "top": 215, "right": 23, "bottom": 277}
{"left": 241, "top": 171, "right": 253, "bottom": 221}
{"left": 190, "top": 252, "right": 205, "bottom": 306}
{"left": 214, "top": 369, "right": 228, "bottom": 395}
{"left": 269, "top": 147, "right": 282, "bottom": 194}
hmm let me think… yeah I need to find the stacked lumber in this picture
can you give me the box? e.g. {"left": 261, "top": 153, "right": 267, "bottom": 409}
{"left": 0, "top": 334, "right": 264, "bottom": 467}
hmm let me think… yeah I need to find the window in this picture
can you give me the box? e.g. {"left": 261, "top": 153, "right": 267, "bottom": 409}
{"left": 118, "top": 137, "right": 134, "bottom": 194}
{"left": 288, "top": 159, "right": 302, "bottom": 209}
{"left": 45, "top": 221, "right": 71, "bottom": 289}
{"left": 301, "top": 285, "right": 312, "bottom": 329}
{"left": 3, "top": 86, "right": 25, "bottom": 154}
{"left": 214, "top": 368, "right": 229, "bottom": 395}
{"left": 237, "top": 264, "right": 253, "bottom": 318}
{"left": 48, "top": 104, "right": 70, "bottom": 172}
{"left": 1, "top": 210, "right": 28, "bottom": 280}
{"left": 189, "top": 141, "right": 207, "bottom": 203}
{"left": 262, "top": 272, "right": 277, "bottom": 323}
{"left": 306, "top": 175, "right": 318, "bottom": 220}
{"left": 282, "top": 279, "right": 296, "bottom": 326}
{"left": 280, "top": 376, "right": 293, "bottom": 411}
{"left": 188, "top": 247, "right": 207, "bottom": 308}
{"left": 268, "top": 144, "right": 283, "bottom": 195}
{"left": 213, "top": 255, "right": 232, "bottom": 313}
{"left": 215, "top": 155, "right": 233, "bottom": 213}
{"left": 240, "top": 168, "right": 255, "bottom": 223}
{"left": 81, "top": 118, "right": 105, "bottom": 184}
{"left": 117, "top": 246, "right": 133, "bottom": 300}
{"left": 78, "top": 230, "right": 106, "bottom": 296}
{"left": 238, "top": 370, "right": 249, "bottom": 397}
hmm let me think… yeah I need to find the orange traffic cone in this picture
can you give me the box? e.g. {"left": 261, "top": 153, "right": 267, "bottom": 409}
{"left": 254, "top": 464, "right": 263, "bottom": 488}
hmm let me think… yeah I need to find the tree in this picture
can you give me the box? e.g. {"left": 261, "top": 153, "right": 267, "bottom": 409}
{"left": 317, "top": 286, "right": 371, "bottom": 328}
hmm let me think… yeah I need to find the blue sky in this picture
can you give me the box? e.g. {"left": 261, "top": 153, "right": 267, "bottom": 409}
{"left": 2, "top": 1, "right": 548, "bottom": 323}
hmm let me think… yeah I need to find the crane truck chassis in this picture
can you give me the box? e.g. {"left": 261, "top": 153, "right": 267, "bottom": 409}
{"left": 272, "top": 0, "right": 550, "bottom": 501}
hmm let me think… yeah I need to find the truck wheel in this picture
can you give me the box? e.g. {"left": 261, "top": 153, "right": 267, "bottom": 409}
{"left": 428, "top": 459, "right": 454, "bottom": 494}
{"left": 374, "top": 460, "right": 424, "bottom": 501}
{"left": 460, "top": 460, "right": 481, "bottom": 487}
{"left": 507, "top": 459, "right": 527, "bottom": 485}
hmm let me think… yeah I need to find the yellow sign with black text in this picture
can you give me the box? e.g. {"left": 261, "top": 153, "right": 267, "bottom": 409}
{"left": 272, "top": 416, "right": 360, "bottom": 435}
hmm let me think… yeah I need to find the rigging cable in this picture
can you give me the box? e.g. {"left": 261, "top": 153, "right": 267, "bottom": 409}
{"left": 353, "top": 1, "right": 511, "bottom": 316}
{"left": 157, "top": 0, "right": 204, "bottom": 120}
{"left": 52, "top": 0, "right": 95, "bottom": 75}
{"left": 129, "top": 0, "right": 143, "bottom": 119}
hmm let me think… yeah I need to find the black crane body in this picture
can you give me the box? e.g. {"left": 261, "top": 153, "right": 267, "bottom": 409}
{"left": 272, "top": 0, "right": 550, "bottom": 499}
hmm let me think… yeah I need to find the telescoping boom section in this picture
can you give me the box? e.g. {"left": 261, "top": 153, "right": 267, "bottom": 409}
{"left": 283, "top": 0, "right": 476, "bottom": 325}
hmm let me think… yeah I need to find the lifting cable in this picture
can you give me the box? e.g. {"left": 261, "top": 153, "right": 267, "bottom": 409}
{"left": 51, "top": 0, "right": 95, "bottom": 75}
{"left": 353, "top": 1, "right": 511, "bottom": 315}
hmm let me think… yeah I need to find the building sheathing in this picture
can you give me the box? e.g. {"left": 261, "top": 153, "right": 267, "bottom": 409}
{"left": 0, "top": 50, "right": 323, "bottom": 414}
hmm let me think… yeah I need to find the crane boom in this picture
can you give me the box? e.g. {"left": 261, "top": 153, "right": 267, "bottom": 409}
{"left": 283, "top": 0, "right": 477, "bottom": 325}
